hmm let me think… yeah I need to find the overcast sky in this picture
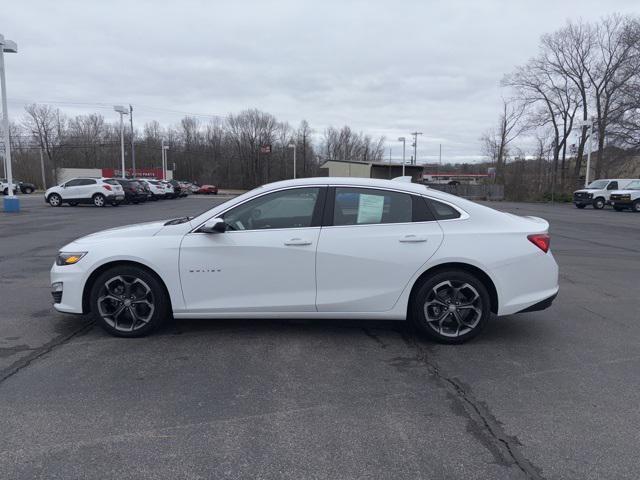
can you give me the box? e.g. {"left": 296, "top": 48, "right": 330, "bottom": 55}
{"left": 3, "top": 0, "right": 639, "bottom": 163}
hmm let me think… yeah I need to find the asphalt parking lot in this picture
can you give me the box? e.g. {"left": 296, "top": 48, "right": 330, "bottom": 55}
{"left": 1, "top": 195, "right": 639, "bottom": 479}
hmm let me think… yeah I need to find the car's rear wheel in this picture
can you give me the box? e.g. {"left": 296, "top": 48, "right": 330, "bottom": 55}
{"left": 24, "top": 187, "right": 33, "bottom": 194}
{"left": 93, "top": 193, "right": 106, "bottom": 207}
{"left": 2, "top": 188, "right": 8, "bottom": 195}
{"left": 90, "top": 266, "right": 169, "bottom": 337}
{"left": 593, "top": 197, "right": 605, "bottom": 209}
{"left": 48, "top": 193, "right": 62, "bottom": 207}
{"left": 411, "top": 270, "right": 491, "bottom": 344}
{"left": 633, "top": 200, "right": 640, "bottom": 213}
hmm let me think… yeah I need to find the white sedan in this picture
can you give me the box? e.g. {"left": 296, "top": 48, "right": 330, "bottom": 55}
{"left": 50, "top": 177, "right": 558, "bottom": 343}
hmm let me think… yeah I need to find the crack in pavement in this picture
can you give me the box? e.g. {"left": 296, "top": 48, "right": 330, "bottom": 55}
{"left": 389, "top": 327, "right": 546, "bottom": 480}
{"left": 0, "top": 321, "right": 95, "bottom": 386}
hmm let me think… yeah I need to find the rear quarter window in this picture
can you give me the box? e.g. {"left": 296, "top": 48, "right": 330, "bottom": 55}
{"left": 427, "top": 199, "right": 462, "bottom": 220}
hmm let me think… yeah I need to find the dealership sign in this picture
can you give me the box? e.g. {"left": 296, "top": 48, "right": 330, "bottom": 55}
{"left": 101, "top": 168, "right": 165, "bottom": 178}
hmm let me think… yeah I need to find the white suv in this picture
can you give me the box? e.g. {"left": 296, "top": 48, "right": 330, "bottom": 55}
{"left": 609, "top": 180, "right": 640, "bottom": 212}
{"left": 45, "top": 177, "right": 125, "bottom": 207}
{"left": 572, "top": 179, "right": 637, "bottom": 209}
{"left": 138, "top": 179, "right": 166, "bottom": 200}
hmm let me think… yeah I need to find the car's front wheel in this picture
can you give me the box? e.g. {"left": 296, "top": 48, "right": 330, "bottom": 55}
{"left": 633, "top": 200, "right": 640, "bottom": 213}
{"left": 24, "top": 187, "right": 33, "bottom": 194}
{"left": 90, "top": 266, "right": 170, "bottom": 337}
{"left": 48, "top": 193, "right": 62, "bottom": 207}
{"left": 411, "top": 270, "right": 491, "bottom": 344}
{"left": 93, "top": 193, "right": 106, "bottom": 207}
{"left": 593, "top": 197, "right": 605, "bottom": 209}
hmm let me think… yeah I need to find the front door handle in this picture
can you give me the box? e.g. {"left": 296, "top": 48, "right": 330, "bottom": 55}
{"left": 284, "top": 238, "right": 312, "bottom": 246}
{"left": 399, "top": 235, "right": 428, "bottom": 243}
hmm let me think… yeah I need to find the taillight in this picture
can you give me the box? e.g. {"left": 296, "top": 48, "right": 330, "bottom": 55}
{"left": 528, "top": 234, "right": 550, "bottom": 253}
{"left": 103, "top": 185, "right": 112, "bottom": 191}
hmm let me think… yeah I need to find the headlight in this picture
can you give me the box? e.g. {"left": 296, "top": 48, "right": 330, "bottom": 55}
{"left": 56, "top": 252, "right": 87, "bottom": 266}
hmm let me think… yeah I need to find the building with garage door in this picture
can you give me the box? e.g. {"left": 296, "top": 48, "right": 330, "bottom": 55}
{"left": 319, "top": 160, "right": 424, "bottom": 182}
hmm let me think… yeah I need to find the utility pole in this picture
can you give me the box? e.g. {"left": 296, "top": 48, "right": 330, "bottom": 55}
{"left": 388, "top": 147, "right": 392, "bottom": 178}
{"left": 411, "top": 132, "right": 423, "bottom": 165}
{"left": 129, "top": 104, "right": 135, "bottom": 177}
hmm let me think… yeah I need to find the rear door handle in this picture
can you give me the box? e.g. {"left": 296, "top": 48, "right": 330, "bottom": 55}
{"left": 399, "top": 235, "right": 428, "bottom": 243}
{"left": 284, "top": 238, "right": 312, "bottom": 246}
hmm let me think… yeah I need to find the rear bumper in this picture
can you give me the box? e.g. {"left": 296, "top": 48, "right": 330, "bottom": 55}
{"left": 516, "top": 291, "right": 558, "bottom": 313}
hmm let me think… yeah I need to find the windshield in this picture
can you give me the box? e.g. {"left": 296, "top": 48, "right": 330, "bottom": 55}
{"left": 586, "top": 180, "right": 609, "bottom": 189}
{"left": 626, "top": 180, "right": 640, "bottom": 190}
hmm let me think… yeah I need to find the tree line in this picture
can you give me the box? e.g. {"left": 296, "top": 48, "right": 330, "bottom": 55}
{"left": 4, "top": 106, "right": 386, "bottom": 189}
{"left": 483, "top": 13, "right": 640, "bottom": 199}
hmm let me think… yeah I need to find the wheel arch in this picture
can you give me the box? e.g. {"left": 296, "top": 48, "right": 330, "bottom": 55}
{"left": 82, "top": 260, "right": 173, "bottom": 314}
{"left": 407, "top": 262, "right": 499, "bottom": 316}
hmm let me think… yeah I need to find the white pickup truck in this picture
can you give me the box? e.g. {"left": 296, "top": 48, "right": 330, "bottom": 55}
{"left": 608, "top": 180, "right": 640, "bottom": 212}
{"left": 572, "top": 179, "right": 637, "bottom": 209}
{"left": 1, "top": 178, "right": 19, "bottom": 195}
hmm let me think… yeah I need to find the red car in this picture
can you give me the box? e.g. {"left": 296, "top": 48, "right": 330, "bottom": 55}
{"left": 197, "top": 184, "right": 218, "bottom": 195}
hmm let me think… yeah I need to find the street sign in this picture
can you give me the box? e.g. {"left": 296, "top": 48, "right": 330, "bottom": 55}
{"left": 260, "top": 144, "right": 272, "bottom": 154}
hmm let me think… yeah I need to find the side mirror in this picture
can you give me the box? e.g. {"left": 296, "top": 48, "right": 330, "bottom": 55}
{"left": 198, "top": 218, "right": 226, "bottom": 234}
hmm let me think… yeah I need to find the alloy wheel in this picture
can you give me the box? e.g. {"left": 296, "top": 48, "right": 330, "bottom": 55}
{"left": 93, "top": 194, "right": 105, "bottom": 207}
{"left": 97, "top": 275, "right": 155, "bottom": 332}
{"left": 423, "top": 280, "right": 483, "bottom": 338}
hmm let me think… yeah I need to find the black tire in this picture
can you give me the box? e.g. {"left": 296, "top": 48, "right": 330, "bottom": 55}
{"left": 48, "top": 193, "right": 62, "bottom": 207}
{"left": 633, "top": 200, "right": 640, "bottom": 213}
{"left": 2, "top": 188, "right": 7, "bottom": 195}
{"left": 613, "top": 205, "right": 624, "bottom": 211}
{"left": 69, "top": 201, "right": 78, "bottom": 207}
{"left": 593, "top": 197, "right": 605, "bottom": 209}
{"left": 93, "top": 193, "right": 106, "bottom": 207}
{"left": 24, "top": 187, "right": 33, "bottom": 194}
{"left": 411, "top": 270, "right": 491, "bottom": 344}
{"left": 89, "top": 265, "right": 170, "bottom": 337}
{"left": 575, "top": 204, "right": 586, "bottom": 209}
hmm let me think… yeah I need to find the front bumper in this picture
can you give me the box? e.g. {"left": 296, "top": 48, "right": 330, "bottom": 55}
{"left": 50, "top": 262, "right": 87, "bottom": 314}
{"left": 608, "top": 199, "right": 632, "bottom": 206}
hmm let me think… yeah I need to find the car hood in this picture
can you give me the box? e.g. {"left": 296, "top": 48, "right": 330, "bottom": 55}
{"left": 573, "top": 189, "right": 599, "bottom": 194}
{"left": 72, "top": 221, "right": 168, "bottom": 244}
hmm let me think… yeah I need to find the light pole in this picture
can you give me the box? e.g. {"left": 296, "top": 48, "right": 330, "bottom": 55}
{"left": 129, "top": 104, "right": 136, "bottom": 177}
{"left": 114, "top": 105, "right": 128, "bottom": 178}
{"left": 0, "top": 34, "right": 18, "bottom": 212}
{"left": 578, "top": 117, "right": 595, "bottom": 187}
{"left": 397, "top": 137, "right": 406, "bottom": 176}
{"left": 288, "top": 143, "right": 296, "bottom": 179}
{"left": 411, "top": 132, "right": 423, "bottom": 165}
{"left": 161, "top": 139, "right": 169, "bottom": 180}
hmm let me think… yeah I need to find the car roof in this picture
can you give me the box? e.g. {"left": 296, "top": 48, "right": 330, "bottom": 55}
{"left": 260, "top": 177, "right": 430, "bottom": 195}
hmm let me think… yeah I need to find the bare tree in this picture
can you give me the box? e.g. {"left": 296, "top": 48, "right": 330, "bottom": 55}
{"left": 23, "top": 104, "right": 66, "bottom": 182}
{"left": 480, "top": 99, "right": 526, "bottom": 183}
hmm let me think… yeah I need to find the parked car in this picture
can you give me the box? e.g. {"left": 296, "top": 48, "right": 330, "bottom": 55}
{"left": 160, "top": 181, "right": 176, "bottom": 199}
{"left": 137, "top": 179, "right": 165, "bottom": 200}
{"left": 169, "top": 179, "right": 186, "bottom": 197}
{"left": 608, "top": 180, "right": 640, "bottom": 212}
{"left": 50, "top": 177, "right": 558, "bottom": 343}
{"left": 18, "top": 181, "right": 36, "bottom": 194}
{"left": 1, "top": 178, "right": 19, "bottom": 195}
{"left": 573, "top": 179, "right": 637, "bottom": 209}
{"left": 115, "top": 179, "right": 147, "bottom": 204}
{"left": 44, "top": 177, "right": 125, "bottom": 207}
{"left": 196, "top": 184, "right": 218, "bottom": 195}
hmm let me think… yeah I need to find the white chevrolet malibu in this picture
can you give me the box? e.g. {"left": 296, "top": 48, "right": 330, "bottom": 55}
{"left": 51, "top": 177, "right": 558, "bottom": 343}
